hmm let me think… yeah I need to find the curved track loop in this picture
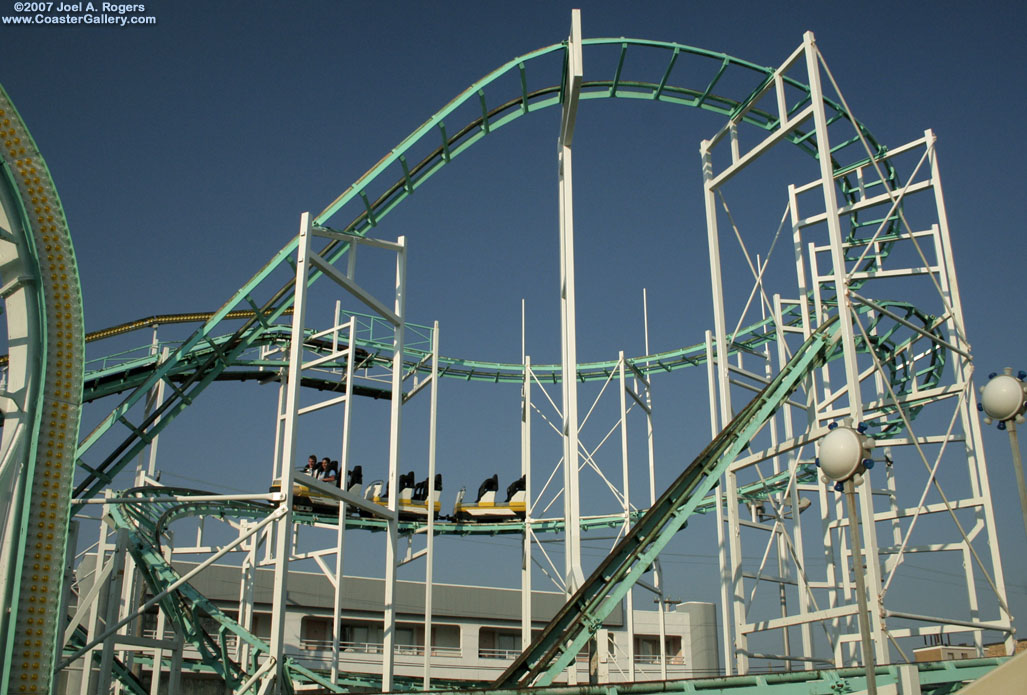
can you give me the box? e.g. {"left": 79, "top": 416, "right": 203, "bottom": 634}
{"left": 0, "top": 84, "right": 85, "bottom": 694}
{"left": 314, "top": 38, "right": 893, "bottom": 242}
{"left": 104, "top": 489, "right": 398, "bottom": 692}
{"left": 70, "top": 36, "right": 906, "bottom": 512}
{"left": 79, "top": 300, "right": 934, "bottom": 388}
{"left": 102, "top": 486, "right": 507, "bottom": 692}
{"left": 76, "top": 297, "right": 943, "bottom": 436}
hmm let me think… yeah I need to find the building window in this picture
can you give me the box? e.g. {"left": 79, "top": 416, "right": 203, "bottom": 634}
{"left": 633, "top": 635, "right": 683, "bottom": 664}
{"left": 479, "top": 628, "right": 522, "bottom": 660}
{"left": 342, "top": 621, "right": 377, "bottom": 649}
{"left": 300, "top": 616, "right": 332, "bottom": 650}
{"left": 395, "top": 626, "right": 418, "bottom": 655}
{"left": 251, "top": 613, "right": 272, "bottom": 642}
{"left": 430, "top": 624, "right": 461, "bottom": 656}
{"left": 299, "top": 618, "right": 383, "bottom": 652}
{"left": 298, "top": 619, "right": 461, "bottom": 657}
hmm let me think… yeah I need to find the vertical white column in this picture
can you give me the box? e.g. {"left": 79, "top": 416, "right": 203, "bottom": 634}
{"left": 802, "top": 31, "right": 863, "bottom": 451}
{"left": 774, "top": 296, "right": 814, "bottom": 668}
{"left": 167, "top": 637, "right": 182, "bottom": 695}
{"left": 640, "top": 293, "right": 669, "bottom": 678}
{"left": 77, "top": 522, "right": 113, "bottom": 695}
{"left": 146, "top": 347, "right": 169, "bottom": 479}
{"left": 237, "top": 521, "right": 256, "bottom": 669}
{"left": 701, "top": 137, "right": 747, "bottom": 674}
{"left": 927, "top": 134, "right": 1013, "bottom": 649}
{"left": 558, "top": 9, "right": 585, "bottom": 600}
{"left": 642, "top": 288, "right": 657, "bottom": 514}
{"left": 150, "top": 589, "right": 170, "bottom": 695}
{"left": 521, "top": 307, "right": 533, "bottom": 651}
{"left": 700, "top": 142, "right": 732, "bottom": 426}
{"left": 331, "top": 316, "right": 356, "bottom": 685}
{"left": 96, "top": 529, "right": 127, "bottom": 695}
{"left": 617, "top": 353, "right": 635, "bottom": 680}
{"left": 706, "top": 331, "right": 732, "bottom": 676}
{"left": 268, "top": 213, "right": 313, "bottom": 690}
{"left": 726, "top": 471, "right": 746, "bottom": 674}
{"left": 382, "top": 236, "right": 407, "bottom": 692}
{"left": 271, "top": 378, "right": 287, "bottom": 498}
{"left": 803, "top": 31, "right": 885, "bottom": 667}
{"left": 422, "top": 321, "right": 439, "bottom": 689}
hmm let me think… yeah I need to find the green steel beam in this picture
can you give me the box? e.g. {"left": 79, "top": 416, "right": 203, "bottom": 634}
{"left": 433, "top": 658, "right": 1006, "bottom": 695}
{"left": 73, "top": 296, "right": 940, "bottom": 392}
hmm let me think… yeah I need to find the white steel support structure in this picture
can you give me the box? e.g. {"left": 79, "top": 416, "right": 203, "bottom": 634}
{"left": 518, "top": 343, "right": 663, "bottom": 681}
{"left": 382, "top": 234, "right": 407, "bottom": 694}
{"left": 618, "top": 354, "right": 635, "bottom": 682}
{"left": 518, "top": 14, "right": 672, "bottom": 681}
{"left": 112, "top": 337, "right": 168, "bottom": 694}
{"left": 520, "top": 315, "right": 533, "bottom": 652}
{"left": 264, "top": 212, "right": 410, "bottom": 693}
{"left": 617, "top": 350, "right": 668, "bottom": 681}
{"left": 558, "top": 10, "right": 585, "bottom": 602}
{"left": 699, "top": 32, "right": 1012, "bottom": 675}
{"left": 420, "top": 321, "right": 440, "bottom": 690}
{"left": 802, "top": 32, "right": 883, "bottom": 683}
{"left": 74, "top": 505, "right": 118, "bottom": 695}
{"left": 267, "top": 212, "right": 314, "bottom": 691}
{"left": 636, "top": 291, "right": 669, "bottom": 680}
{"left": 330, "top": 307, "right": 357, "bottom": 687}
{"left": 702, "top": 116, "right": 752, "bottom": 681}
{"left": 64, "top": 218, "right": 424, "bottom": 695}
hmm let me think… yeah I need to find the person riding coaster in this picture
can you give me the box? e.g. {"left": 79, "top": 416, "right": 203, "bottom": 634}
{"left": 453, "top": 473, "right": 526, "bottom": 520}
{"left": 270, "top": 464, "right": 363, "bottom": 514}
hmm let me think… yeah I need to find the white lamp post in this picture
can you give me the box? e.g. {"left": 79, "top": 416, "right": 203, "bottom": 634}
{"left": 818, "top": 420, "right": 877, "bottom": 695}
{"left": 979, "top": 368, "right": 1027, "bottom": 539}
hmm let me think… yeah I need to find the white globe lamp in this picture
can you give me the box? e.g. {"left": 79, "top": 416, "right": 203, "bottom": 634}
{"left": 817, "top": 422, "right": 876, "bottom": 491}
{"left": 980, "top": 370, "right": 1027, "bottom": 426}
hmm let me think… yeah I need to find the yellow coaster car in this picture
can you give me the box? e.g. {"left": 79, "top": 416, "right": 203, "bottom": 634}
{"left": 453, "top": 474, "right": 526, "bottom": 520}
{"left": 363, "top": 471, "right": 442, "bottom": 520}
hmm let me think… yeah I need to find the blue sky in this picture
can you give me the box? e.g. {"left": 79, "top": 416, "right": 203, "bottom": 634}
{"left": 5, "top": 0, "right": 1027, "bottom": 661}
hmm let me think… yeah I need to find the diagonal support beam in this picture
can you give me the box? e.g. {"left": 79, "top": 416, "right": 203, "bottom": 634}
{"left": 496, "top": 317, "right": 843, "bottom": 687}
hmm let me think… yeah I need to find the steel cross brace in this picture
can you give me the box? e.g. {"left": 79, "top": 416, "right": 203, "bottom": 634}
{"left": 496, "top": 317, "right": 844, "bottom": 688}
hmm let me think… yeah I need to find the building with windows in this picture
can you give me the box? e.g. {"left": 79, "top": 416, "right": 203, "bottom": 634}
{"left": 65, "top": 559, "right": 718, "bottom": 693}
